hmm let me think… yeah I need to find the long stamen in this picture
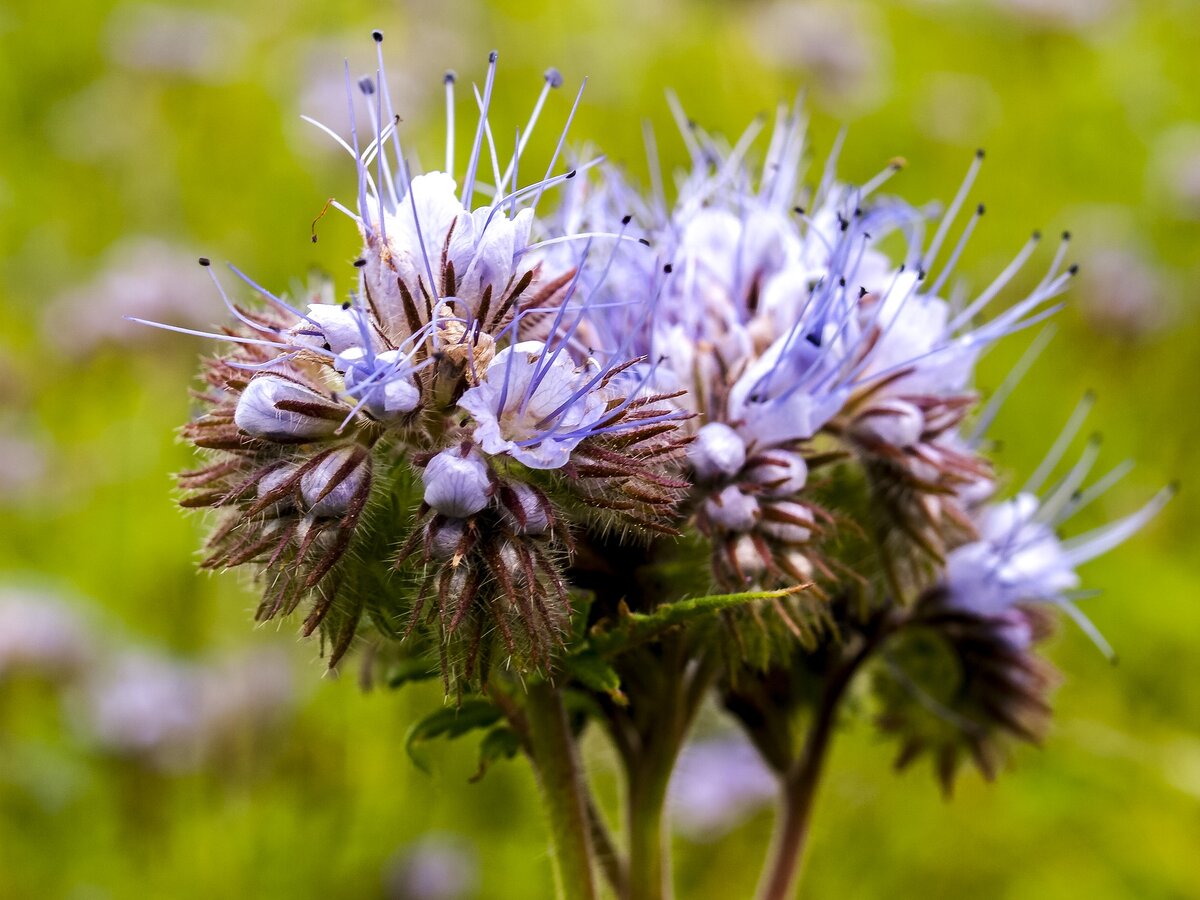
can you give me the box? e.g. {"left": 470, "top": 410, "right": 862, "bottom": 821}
{"left": 125, "top": 318, "right": 328, "bottom": 355}
{"left": 928, "top": 203, "right": 985, "bottom": 297}
{"left": 497, "top": 67, "right": 562, "bottom": 195}
{"left": 1035, "top": 435, "right": 1103, "bottom": 525}
{"left": 967, "top": 325, "right": 1056, "bottom": 446}
{"left": 471, "top": 83, "right": 504, "bottom": 196}
{"left": 358, "top": 74, "right": 391, "bottom": 245}
{"left": 461, "top": 50, "right": 498, "bottom": 206}
{"left": 1022, "top": 392, "right": 1095, "bottom": 495}
{"left": 949, "top": 230, "right": 1042, "bottom": 330}
{"left": 1059, "top": 484, "right": 1176, "bottom": 567}
{"left": 197, "top": 260, "right": 280, "bottom": 336}
{"left": 226, "top": 265, "right": 324, "bottom": 328}
{"left": 924, "top": 148, "right": 984, "bottom": 275}
{"left": 532, "top": 78, "right": 587, "bottom": 210}
{"left": 444, "top": 70, "right": 456, "bottom": 176}
{"left": 371, "top": 30, "right": 405, "bottom": 206}
{"left": 1060, "top": 460, "right": 1134, "bottom": 520}
{"left": 345, "top": 61, "right": 373, "bottom": 238}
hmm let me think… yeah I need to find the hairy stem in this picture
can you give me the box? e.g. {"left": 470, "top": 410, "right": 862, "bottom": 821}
{"left": 590, "top": 796, "right": 630, "bottom": 898}
{"left": 756, "top": 632, "right": 886, "bottom": 900}
{"left": 626, "top": 758, "right": 673, "bottom": 900}
{"left": 525, "top": 680, "right": 599, "bottom": 900}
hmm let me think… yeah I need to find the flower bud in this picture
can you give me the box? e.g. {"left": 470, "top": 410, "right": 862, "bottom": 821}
{"left": 745, "top": 449, "right": 808, "bottom": 496}
{"left": 731, "top": 534, "right": 768, "bottom": 580}
{"left": 779, "top": 549, "right": 814, "bottom": 582}
{"left": 234, "top": 375, "right": 343, "bottom": 442}
{"left": 704, "top": 485, "right": 760, "bottom": 532}
{"left": 852, "top": 399, "right": 925, "bottom": 448}
{"left": 301, "top": 446, "right": 370, "bottom": 518}
{"left": 760, "top": 500, "right": 814, "bottom": 544}
{"left": 423, "top": 447, "right": 492, "bottom": 518}
{"left": 688, "top": 422, "right": 747, "bottom": 479}
{"left": 499, "top": 482, "right": 551, "bottom": 535}
{"left": 256, "top": 465, "right": 298, "bottom": 515}
{"left": 428, "top": 518, "right": 466, "bottom": 559}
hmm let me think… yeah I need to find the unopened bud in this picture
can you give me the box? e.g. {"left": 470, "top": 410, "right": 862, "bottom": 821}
{"left": 688, "top": 423, "right": 747, "bottom": 479}
{"left": 301, "top": 446, "right": 370, "bottom": 518}
{"left": 760, "top": 501, "right": 814, "bottom": 544}
{"left": 852, "top": 399, "right": 925, "bottom": 448}
{"left": 423, "top": 447, "right": 492, "bottom": 518}
{"left": 256, "top": 465, "right": 298, "bottom": 515}
{"left": 745, "top": 449, "right": 808, "bottom": 496}
{"left": 428, "top": 518, "right": 466, "bottom": 559}
{"left": 704, "top": 485, "right": 760, "bottom": 532}
{"left": 731, "top": 534, "right": 767, "bottom": 579}
{"left": 500, "top": 482, "right": 551, "bottom": 535}
{"left": 235, "top": 375, "right": 343, "bottom": 442}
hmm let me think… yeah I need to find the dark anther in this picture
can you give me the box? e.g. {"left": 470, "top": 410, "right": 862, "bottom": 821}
{"left": 1062, "top": 230, "right": 1072, "bottom": 241}
{"left": 638, "top": 238, "right": 651, "bottom": 246}
{"left": 198, "top": 257, "right": 211, "bottom": 267}
{"left": 372, "top": 29, "right": 384, "bottom": 42}
{"left": 353, "top": 258, "right": 367, "bottom": 268}
{"left": 359, "top": 77, "right": 375, "bottom": 95}
{"left": 975, "top": 148, "right": 986, "bottom": 159}
{"left": 1068, "top": 263, "right": 1080, "bottom": 275}
{"left": 444, "top": 71, "right": 456, "bottom": 84}
{"left": 977, "top": 203, "right": 986, "bottom": 215}
{"left": 565, "top": 169, "right": 577, "bottom": 179}
{"left": 793, "top": 206, "right": 805, "bottom": 215}
{"left": 621, "top": 214, "right": 632, "bottom": 225}
{"left": 663, "top": 263, "right": 673, "bottom": 274}
{"left": 342, "top": 301, "right": 352, "bottom": 310}
{"left": 488, "top": 50, "right": 498, "bottom": 63}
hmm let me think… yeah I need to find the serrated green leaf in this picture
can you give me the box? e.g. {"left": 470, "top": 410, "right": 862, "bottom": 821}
{"left": 588, "top": 585, "right": 810, "bottom": 657}
{"left": 404, "top": 700, "right": 504, "bottom": 773}
{"left": 469, "top": 727, "right": 523, "bottom": 783}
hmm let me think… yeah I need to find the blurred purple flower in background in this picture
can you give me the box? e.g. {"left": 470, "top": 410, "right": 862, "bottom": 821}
{"left": 669, "top": 736, "right": 778, "bottom": 841}
{"left": 384, "top": 834, "right": 479, "bottom": 900}
{"left": 0, "top": 589, "right": 93, "bottom": 682}
{"left": 104, "top": 4, "right": 249, "bottom": 82}
{"left": 72, "top": 647, "right": 296, "bottom": 772}
{"left": 44, "top": 238, "right": 215, "bottom": 355}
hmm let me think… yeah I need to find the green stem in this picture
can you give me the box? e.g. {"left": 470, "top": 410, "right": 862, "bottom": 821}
{"left": 755, "top": 629, "right": 890, "bottom": 900}
{"left": 525, "top": 680, "right": 599, "bottom": 900}
{"left": 626, "top": 760, "right": 673, "bottom": 900}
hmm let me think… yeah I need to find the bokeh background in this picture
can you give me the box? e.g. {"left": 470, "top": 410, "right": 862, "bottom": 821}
{"left": 1, "top": 0, "right": 1197, "bottom": 897}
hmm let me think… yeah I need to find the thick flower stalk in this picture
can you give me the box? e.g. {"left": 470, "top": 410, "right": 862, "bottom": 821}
{"left": 144, "top": 36, "right": 1173, "bottom": 900}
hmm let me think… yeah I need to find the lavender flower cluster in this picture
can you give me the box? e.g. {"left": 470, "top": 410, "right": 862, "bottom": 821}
{"left": 148, "top": 36, "right": 1170, "bottom": 787}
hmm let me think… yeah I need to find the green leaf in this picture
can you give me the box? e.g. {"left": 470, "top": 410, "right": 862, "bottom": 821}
{"left": 469, "top": 726, "right": 523, "bottom": 783}
{"left": 385, "top": 656, "right": 440, "bottom": 690}
{"left": 587, "top": 585, "right": 810, "bottom": 657}
{"left": 404, "top": 700, "right": 504, "bottom": 773}
{"left": 564, "top": 650, "right": 627, "bottom": 704}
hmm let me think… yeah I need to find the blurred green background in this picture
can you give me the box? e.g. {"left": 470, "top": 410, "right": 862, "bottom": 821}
{"left": 1, "top": 0, "right": 1197, "bottom": 897}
